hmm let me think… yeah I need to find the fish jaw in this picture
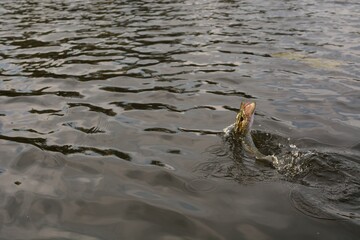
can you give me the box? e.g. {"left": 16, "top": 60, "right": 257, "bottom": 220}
{"left": 243, "top": 102, "right": 256, "bottom": 118}
{"left": 234, "top": 102, "right": 256, "bottom": 136}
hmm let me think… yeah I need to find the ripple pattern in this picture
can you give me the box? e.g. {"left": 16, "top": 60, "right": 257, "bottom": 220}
{"left": 0, "top": 0, "right": 360, "bottom": 239}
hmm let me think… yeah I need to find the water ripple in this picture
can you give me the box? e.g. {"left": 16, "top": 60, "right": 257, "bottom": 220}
{"left": 1, "top": 0, "right": 359, "bottom": 238}
{"left": 0, "top": 134, "right": 131, "bottom": 161}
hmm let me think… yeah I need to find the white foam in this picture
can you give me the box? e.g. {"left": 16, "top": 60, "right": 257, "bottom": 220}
{"left": 223, "top": 123, "right": 234, "bottom": 137}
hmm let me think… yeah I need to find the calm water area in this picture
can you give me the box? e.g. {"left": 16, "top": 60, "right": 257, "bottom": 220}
{"left": 0, "top": 0, "right": 359, "bottom": 239}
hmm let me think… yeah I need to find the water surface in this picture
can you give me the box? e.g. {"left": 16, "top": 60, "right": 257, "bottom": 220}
{"left": 0, "top": 0, "right": 359, "bottom": 239}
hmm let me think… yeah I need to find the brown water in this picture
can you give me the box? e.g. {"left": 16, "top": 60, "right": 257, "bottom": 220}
{"left": 0, "top": 0, "right": 359, "bottom": 239}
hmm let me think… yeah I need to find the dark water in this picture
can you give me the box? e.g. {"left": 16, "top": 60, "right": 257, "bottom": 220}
{"left": 1, "top": 0, "right": 359, "bottom": 239}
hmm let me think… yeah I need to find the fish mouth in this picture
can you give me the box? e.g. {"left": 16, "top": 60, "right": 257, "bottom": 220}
{"left": 234, "top": 101, "right": 256, "bottom": 136}
{"left": 243, "top": 102, "right": 256, "bottom": 118}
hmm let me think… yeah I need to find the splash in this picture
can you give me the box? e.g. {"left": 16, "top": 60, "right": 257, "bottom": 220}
{"left": 222, "top": 123, "right": 235, "bottom": 138}
{"left": 273, "top": 142, "right": 314, "bottom": 178}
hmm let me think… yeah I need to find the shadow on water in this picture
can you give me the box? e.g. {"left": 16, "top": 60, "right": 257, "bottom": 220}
{"left": 197, "top": 130, "right": 360, "bottom": 223}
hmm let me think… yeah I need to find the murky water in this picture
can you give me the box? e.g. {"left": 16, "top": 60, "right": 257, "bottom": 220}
{"left": 1, "top": 0, "right": 359, "bottom": 239}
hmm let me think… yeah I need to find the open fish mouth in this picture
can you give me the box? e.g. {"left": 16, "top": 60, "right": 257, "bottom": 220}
{"left": 243, "top": 102, "right": 256, "bottom": 118}
{"left": 234, "top": 102, "right": 256, "bottom": 136}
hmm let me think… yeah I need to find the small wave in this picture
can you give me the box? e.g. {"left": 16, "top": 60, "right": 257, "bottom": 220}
{"left": 178, "top": 127, "right": 221, "bottom": 136}
{"left": 68, "top": 103, "right": 116, "bottom": 116}
{"left": 0, "top": 134, "right": 131, "bottom": 161}
{"left": 0, "top": 89, "right": 83, "bottom": 98}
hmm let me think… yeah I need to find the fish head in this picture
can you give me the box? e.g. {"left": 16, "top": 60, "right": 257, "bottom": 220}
{"left": 234, "top": 102, "right": 256, "bottom": 136}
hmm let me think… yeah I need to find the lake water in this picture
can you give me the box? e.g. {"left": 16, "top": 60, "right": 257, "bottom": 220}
{"left": 0, "top": 0, "right": 359, "bottom": 239}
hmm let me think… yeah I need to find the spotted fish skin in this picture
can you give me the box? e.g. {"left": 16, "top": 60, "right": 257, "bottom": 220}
{"left": 233, "top": 102, "right": 277, "bottom": 166}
